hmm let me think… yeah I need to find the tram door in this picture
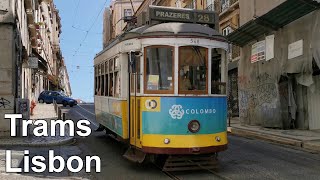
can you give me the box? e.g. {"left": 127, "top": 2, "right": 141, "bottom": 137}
{"left": 129, "top": 52, "right": 142, "bottom": 148}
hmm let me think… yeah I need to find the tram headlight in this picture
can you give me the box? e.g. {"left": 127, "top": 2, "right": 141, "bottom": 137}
{"left": 188, "top": 120, "right": 200, "bottom": 133}
{"left": 215, "top": 136, "right": 221, "bottom": 142}
{"left": 164, "top": 138, "right": 170, "bottom": 144}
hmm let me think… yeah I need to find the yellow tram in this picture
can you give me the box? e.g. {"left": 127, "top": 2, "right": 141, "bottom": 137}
{"left": 94, "top": 6, "right": 229, "bottom": 170}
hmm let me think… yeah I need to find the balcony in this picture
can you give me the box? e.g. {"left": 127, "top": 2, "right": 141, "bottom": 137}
{"left": 220, "top": 0, "right": 238, "bottom": 14}
{"left": 52, "top": 44, "right": 60, "bottom": 52}
{"left": 205, "top": 1, "right": 220, "bottom": 12}
{"left": 184, "top": 0, "right": 195, "bottom": 9}
{"left": 206, "top": 4, "right": 214, "bottom": 11}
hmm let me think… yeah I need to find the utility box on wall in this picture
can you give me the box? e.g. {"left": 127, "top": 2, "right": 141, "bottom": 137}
{"left": 16, "top": 98, "right": 30, "bottom": 120}
{"left": 15, "top": 98, "right": 29, "bottom": 136}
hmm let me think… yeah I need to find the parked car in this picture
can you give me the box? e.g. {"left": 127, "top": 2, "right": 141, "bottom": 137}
{"left": 38, "top": 91, "right": 77, "bottom": 107}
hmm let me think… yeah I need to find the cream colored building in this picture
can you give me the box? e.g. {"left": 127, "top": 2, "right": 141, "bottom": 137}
{"left": 0, "top": 0, "right": 31, "bottom": 136}
{"left": 0, "top": 0, "right": 70, "bottom": 136}
{"left": 59, "top": 59, "right": 72, "bottom": 97}
{"left": 103, "top": 0, "right": 143, "bottom": 47}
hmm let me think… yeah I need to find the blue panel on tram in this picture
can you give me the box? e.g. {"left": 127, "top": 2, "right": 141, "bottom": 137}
{"left": 142, "top": 97, "right": 227, "bottom": 135}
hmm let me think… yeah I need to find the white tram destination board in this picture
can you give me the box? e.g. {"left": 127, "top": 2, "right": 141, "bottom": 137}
{"left": 149, "top": 6, "right": 217, "bottom": 25}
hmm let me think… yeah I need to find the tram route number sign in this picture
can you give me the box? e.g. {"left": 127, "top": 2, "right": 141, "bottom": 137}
{"left": 149, "top": 6, "right": 217, "bottom": 25}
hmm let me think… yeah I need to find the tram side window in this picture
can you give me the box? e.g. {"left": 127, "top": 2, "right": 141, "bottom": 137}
{"left": 97, "top": 76, "right": 101, "bottom": 95}
{"left": 105, "top": 61, "right": 108, "bottom": 96}
{"left": 114, "top": 72, "right": 120, "bottom": 97}
{"left": 101, "top": 75, "right": 105, "bottom": 96}
{"left": 95, "top": 76, "right": 98, "bottom": 95}
{"left": 178, "top": 46, "right": 207, "bottom": 94}
{"left": 114, "top": 57, "right": 120, "bottom": 97}
{"left": 105, "top": 74, "right": 109, "bottom": 96}
{"left": 109, "top": 73, "right": 114, "bottom": 96}
{"left": 145, "top": 46, "right": 174, "bottom": 93}
{"left": 94, "top": 65, "right": 97, "bottom": 95}
{"left": 211, "top": 49, "right": 226, "bottom": 94}
{"left": 94, "top": 67, "right": 96, "bottom": 95}
{"left": 130, "top": 55, "right": 141, "bottom": 93}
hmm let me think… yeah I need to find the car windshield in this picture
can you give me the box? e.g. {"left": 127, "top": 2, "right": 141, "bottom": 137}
{"left": 59, "top": 93, "right": 67, "bottom": 97}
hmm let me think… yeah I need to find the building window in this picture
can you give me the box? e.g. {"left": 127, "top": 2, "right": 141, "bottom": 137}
{"left": 124, "top": 9, "right": 132, "bottom": 17}
{"left": 144, "top": 46, "right": 174, "bottom": 94}
{"left": 185, "top": 0, "right": 196, "bottom": 9}
{"left": 222, "top": 26, "right": 233, "bottom": 36}
{"left": 178, "top": 46, "right": 208, "bottom": 94}
{"left": 205, "top": 0, "right": 215, "bottom": 11}
{"left": 221, "top": 0, "right": 230, "bottom": 12}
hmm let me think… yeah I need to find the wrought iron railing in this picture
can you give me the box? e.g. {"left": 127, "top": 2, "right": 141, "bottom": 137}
{"left": 221, "top": 0, "right": 238, "bottom": 12}
{"left": 205, "top": 4, "right": 214, "bottom": 11}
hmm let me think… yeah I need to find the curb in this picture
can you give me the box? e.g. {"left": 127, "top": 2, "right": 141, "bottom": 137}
{"left": 229, "top": 127, "right": 303, "bottom": 147}
{"left": 303, "top": 140, "right": 320, "bottom": 152}
{"left": 0, "top": 137, "right": 75, "bottom": 147}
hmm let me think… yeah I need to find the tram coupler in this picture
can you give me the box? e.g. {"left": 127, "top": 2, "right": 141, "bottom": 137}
{"left": 123, "top": 147, "right": 146, "bottom": 163}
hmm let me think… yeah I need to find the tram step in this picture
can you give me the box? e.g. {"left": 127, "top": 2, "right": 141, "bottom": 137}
{"left": 162, "top": 155, "right": 218, "bottom": 171}
{"left": 95, "top": 124, "right": 105, "bottom": 132}
{"left": 123, "top": 147, "right": 146, "bottom": 163}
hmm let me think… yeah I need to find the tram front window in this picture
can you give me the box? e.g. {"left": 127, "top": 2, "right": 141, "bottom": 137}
{"left": 145, "top": 46, "right": 174, "bottom": 93}
{"left": 179, "top": 46, "right": 207, "bottom": 94}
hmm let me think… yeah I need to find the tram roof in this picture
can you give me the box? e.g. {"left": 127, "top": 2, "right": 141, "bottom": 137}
{"left": 96, "top": 22, "right": 226, "bottom": 58}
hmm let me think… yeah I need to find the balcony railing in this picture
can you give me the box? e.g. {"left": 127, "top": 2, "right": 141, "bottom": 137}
{"left": 206, "top": 1, "right": 220, "bottom": 12}
{"left": 221, "top": 0, "right": 238, "bottom": 12}
{"left": 205, "top": 4, "right": 214, "bottom": 11}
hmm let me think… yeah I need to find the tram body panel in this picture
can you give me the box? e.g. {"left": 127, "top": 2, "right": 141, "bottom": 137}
{"left": 139, "top": 96, "right": 227, "bottom": 153}
{"left": 129, "top": 97, "right": 143, "bottom": 148}
{"left": 95, "top": 96, "right": 129, "bottom": 139}
{"left": 141, "top": 38, "right": 228, "bottom": 51}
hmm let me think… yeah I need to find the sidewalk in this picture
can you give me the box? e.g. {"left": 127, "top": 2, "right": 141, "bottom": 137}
{"left": 228, "top": 117, "right": 320, "bottom": 153}
{"left": 0, "top": 103, "right": 74, "bottom": 147}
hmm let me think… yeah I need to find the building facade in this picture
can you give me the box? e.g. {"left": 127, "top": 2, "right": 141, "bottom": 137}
{"left": 0, "top": 0, "right": 70, "bottom": 136}
{"left": 103, "top": 0, "right": 143, "bottom": 47}
{"left": 227, "top": 0, "right": 320, "bottom": 130}
{"left": 213, "top": 0, "right": 240, "bottom": 117}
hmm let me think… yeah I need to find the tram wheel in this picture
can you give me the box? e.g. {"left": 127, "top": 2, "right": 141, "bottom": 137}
{"left": 154, "top": 154, "right": 168, "bottom": 168}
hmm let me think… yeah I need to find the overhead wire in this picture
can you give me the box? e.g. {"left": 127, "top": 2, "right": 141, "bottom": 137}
{"left": 71, "top": 26, "right": 103, "bottom": 34}
{"left": 72, "top": 0, "right": 107, "bottom": 57}
{"left": 71, "top": 0, "right": 81, "bottom": 27}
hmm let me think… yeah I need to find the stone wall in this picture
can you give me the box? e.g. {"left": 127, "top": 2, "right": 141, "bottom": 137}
{"left": 0, "top": 25, "right": 14, "bottom": 135}
{"left": 238, "top": 11, "right": 320, "bottom": 129}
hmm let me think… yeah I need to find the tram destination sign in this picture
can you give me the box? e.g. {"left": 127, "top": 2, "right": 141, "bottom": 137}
{"left": 149, "top": 6, "right": 217, "bottom": 25}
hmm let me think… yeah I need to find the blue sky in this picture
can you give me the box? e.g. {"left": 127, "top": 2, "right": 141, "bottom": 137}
{"left": 55, "top": 0, "right": 108, "bottom": 102}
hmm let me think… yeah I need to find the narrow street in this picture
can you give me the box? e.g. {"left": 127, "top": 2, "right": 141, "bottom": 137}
{"left": 60, "top": 104, "right": 320, "bottom": 180}
{"left": 1, "top": 0, "right": 320, "bottom": 179}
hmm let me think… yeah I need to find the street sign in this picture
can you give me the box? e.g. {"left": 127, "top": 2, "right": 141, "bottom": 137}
{"left": 149, "top": 6, "right": 217, "bottom": 25}
{"left": 16, "top": 98, "right": 30, "bottom": 120}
